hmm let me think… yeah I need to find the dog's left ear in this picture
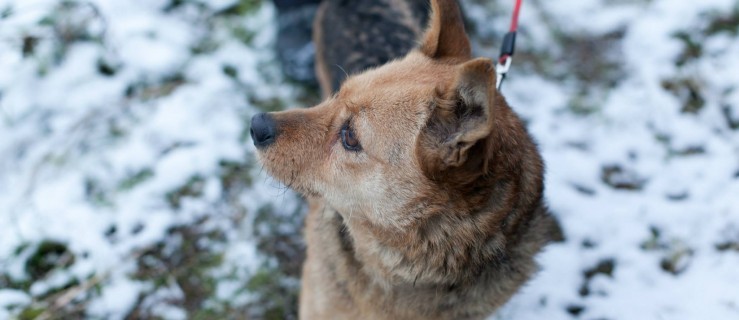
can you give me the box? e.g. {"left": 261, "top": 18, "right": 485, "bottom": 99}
{"left": 419, "top": 0, "right": 471, "bottom": 60}
{"left": 419, "top": 58, "right": 496, "bottom": 174}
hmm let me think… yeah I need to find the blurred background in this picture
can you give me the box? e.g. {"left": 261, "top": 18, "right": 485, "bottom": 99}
{"left": 1, "top": 0, "right": 738, "bottom": 319}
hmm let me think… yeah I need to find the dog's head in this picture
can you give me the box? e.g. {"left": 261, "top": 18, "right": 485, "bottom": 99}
{"left": 252, "top": 0, "right": 510, "bottom": 229}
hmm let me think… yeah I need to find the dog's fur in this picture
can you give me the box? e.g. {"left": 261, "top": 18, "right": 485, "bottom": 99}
{"left": 255, "top": 0, "right": 562, "bottom": 318}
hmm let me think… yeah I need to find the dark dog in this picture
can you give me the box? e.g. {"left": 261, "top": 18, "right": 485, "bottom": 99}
{"left": 314, "top": 0, "right": 430, "bottom": 97}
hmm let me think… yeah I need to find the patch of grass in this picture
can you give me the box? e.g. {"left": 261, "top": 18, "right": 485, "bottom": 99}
{"left": 5, "top": 241, "right": 97, "bottom": 318}
{"left": 566, "top": 304, "right": 586, "bottom": 317}
{"left": 165, "top": 175, "right": 206, "bottom": 209}
{"left": 660, "top": 243, "right": 693, "bottom": 276}
{"left": 125, "top": 74, "right": 187, "bottom": 102}
{"left": 219, "top": 4, "right": 266, "bottom": 46}
{"left": 557, "top": 30, "right": 626, "bottom": 89}
{"left": 601, "top": 164, "right": 648, "bottom": 191}
{"left": 640, "top": 227, "right": 694, "bottom": 275}
{"left": 29, "top": 1, "right": 107, "bottom": 68}
{"left": 640, "top": 225, "right": 666, "bottom": 251}
{"left": 715, "top": 226, "right": 739, "bottom": 253}
{"left": 581, "top": 238, "right": 598, "bottom": 249}
{"left": 568, "top": 93, "right": 603, "bottom": 116}
{"left": 14, "top": 242, "right": 31, "bottom": 256}
{"left": 190, "top": 36, "right": 219, "bottom": 55}
{"left": 230, "top": 25, "right": 258, "bottom": 45}
{"left": 666, "top": 7, "right": 739, "bottom": 118}
{"left": 571, "top": 183, "right": 596, "bottom": 196}
{"left": 118, "top": 168, "right": 154, "bottom": 191}
{"left": 18, "top": 307, "right": 45, "bottom": 320}
{"left": 705, "top": 6, "right": 739, "bottom": 36}
{"left": 671, "top": 7, "right": 739, "bottom": 67}
{"left": 0, "top": 273, "right": 30, "bottom": 292}
{"left": 666, "top": 191, "right": 689, "bottom": 201}
{"left": 716, "top": 241, "right": 739, "bottom": 252}
{"left": 253, "top": 204, "right": 305, "bottom": 277}
{"left": 107, "top": 118, "right": 126, "bottom": 139}
{"left": 96, "top": 58, "right": 118, "bottom": 77}
{"left": 1, "top": 5, "right": 12, "bottom": 19}
{"left": 652, "top": 127, "right": 708, "bottom": 159}
{"left": 25, "top": 241, "right": 75, "bottom": 281}
{"left": 84, "top": 177, "right": 113, "bottom": 207}
{"left": 518, "top": 1, "right": 627, "bottom": 86}
{"left": 1, "top": 244, "right": 33, "bottom": 291}
{"left": 722, "top": 103, "right": 739, "bottom": 130}
{"left": 219, "top": 158, "right": 255, "bottom": 192}
{"left": 249, "top": 96, "right": 287, "bottom": 113}
{"left": 578, "top": 258, "right": 616, "bottom": 297}
{"left": 22, "top": 35, "right": 39, "bottom": 58}
{"left": 245, "top": 203, "right": 306, "bottom": 320}
{"left": 129, "top": 219, "right": 228, "bottom": 318}
{"left": 669, "top": 145, "right": 705, "bottom": 157}
{"left": 217, "top": 0, "right": 263, "bottom": 17}
{"left": 661, "top": 78, "right": 706, "bottom": 114}
{"left": 162, "top": 0, "right": 187, "bottom": 12}
{"left": 672, "top": 31, "right": 702, "bottom": 67}
{"left": 246, "top": 267, "right": 299, "bottom": 320}
{"left": 222, "top": 64, "right": 239, "bottom": 79}
{"left": 512, "top": 6, "right": 627, "bottom": 116}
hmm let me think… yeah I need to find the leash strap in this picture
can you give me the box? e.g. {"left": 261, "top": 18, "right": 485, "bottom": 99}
{"left": 496, "top": 0, "right": 522, "bottom": 90}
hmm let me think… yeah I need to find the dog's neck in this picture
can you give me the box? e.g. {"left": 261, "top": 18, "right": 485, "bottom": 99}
{"left": 330, "top": 194, "right": 511, "bottom": 288}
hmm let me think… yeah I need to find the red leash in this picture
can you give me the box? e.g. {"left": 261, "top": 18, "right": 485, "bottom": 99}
{"left": 508, "top": 0, "right": 522, "bottom": 37}
{"left": 496, "top": 0, "right": 522, "bottom": 90}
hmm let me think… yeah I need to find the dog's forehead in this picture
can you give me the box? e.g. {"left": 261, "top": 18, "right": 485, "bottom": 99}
{"left": 339, "top": 52, "right": 455, "bottom": 106}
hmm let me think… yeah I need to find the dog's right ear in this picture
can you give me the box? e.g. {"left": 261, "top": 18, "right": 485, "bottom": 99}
{"left": 419, "top": 0, "right": 471, "bottom": 60}
{"left": 417, "top": 58, "right": 496, "bottom": 182}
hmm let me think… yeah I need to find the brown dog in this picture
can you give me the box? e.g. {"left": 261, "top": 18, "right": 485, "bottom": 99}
{"left": 250, "top": 0, "right": 562, "bottom": 318}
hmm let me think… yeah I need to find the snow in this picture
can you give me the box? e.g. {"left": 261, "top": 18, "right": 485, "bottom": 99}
{"left": 492, "top": 0, "right": 739, "bottom": 319}
{"left": 1, "top": 0, "right": 738, "bottom": 318}
{"left": 1, "top": 0, "right": 283, "bottom": 317}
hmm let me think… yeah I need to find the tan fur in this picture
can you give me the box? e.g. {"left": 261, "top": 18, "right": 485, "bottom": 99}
{"left": 256, "top": 0, "right": 561, "bottom": 318}
{"left": 419, "top": 0, "right": 470, "bottom": 60}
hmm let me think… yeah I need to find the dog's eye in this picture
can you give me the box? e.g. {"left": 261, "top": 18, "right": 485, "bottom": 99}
{"left": 340, "top": 124, "right": 362, "bottom": 152}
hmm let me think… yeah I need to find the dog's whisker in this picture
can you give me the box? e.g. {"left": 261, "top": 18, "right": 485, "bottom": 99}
{"left": 335, "top": 64, "right": 349, "bottom": 79}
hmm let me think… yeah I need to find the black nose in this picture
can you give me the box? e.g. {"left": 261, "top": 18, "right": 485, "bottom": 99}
{"left": 250, "top": 113, "right": 278, "bottom": 148}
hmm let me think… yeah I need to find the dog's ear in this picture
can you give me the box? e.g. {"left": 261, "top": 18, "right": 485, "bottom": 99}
{"left": 419, "top": 0, "right": 471, "bottom": 60}
{"left": 418, "top": 58, "right": 496, "bottom": 176}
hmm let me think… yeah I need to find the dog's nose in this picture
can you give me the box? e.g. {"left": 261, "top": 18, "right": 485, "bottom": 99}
{"left": 250, "top": 113, "right": 277, "bottom": 148}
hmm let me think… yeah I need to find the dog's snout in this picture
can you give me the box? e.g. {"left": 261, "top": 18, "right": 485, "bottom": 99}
{"left": 250, "top": 113, "right": 277, "bottom": 148}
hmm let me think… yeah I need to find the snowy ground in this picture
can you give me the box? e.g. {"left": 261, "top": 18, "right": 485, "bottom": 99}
{"left": 1, "top": 0, "right": 738, "bottom": 319}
